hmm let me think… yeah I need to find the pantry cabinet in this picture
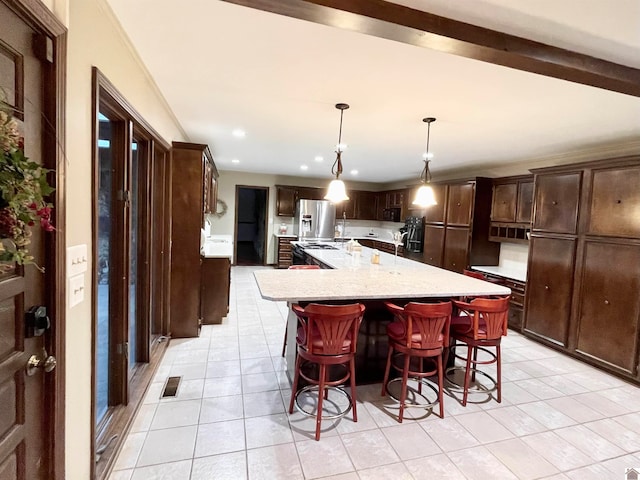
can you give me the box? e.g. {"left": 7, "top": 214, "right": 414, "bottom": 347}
{"left": 525, "top": 156, "right": 640, "bottom": 381}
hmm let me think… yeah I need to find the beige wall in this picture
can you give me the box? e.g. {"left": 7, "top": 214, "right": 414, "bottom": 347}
{"left": 209, "top": 171, "right": 383, "bottom": 264}
{"left": 64, "top": 0, "right": 186, "bottom": 478}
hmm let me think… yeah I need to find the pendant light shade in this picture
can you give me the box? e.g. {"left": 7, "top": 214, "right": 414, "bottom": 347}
{"left": 325, "top": 103, "right": 350, "bottom": 203}
{"left": 412, "top": 117, "right": 438, "bottom": 207}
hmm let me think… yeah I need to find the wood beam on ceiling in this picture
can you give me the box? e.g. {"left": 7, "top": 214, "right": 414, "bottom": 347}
{"left": 221, "top": 0, "right": 640, "bottom": 97}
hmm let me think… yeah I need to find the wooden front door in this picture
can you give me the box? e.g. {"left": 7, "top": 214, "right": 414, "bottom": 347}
{"left": 0, "top": 2, "right": 61, "bottom": 478}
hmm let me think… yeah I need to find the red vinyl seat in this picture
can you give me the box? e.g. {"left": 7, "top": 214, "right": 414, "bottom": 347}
{"left": 288, "top": 302, "right": 365, "bottom": 440}
{"left": 381, "top": 301, "right": 452, "bottom": 422}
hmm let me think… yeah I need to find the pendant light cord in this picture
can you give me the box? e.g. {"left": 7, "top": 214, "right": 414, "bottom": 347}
{"left": 331, "top": 107, "right": 345, "bottom": 179}
{"left": 420, "top": 117, "right": 435, "bottom": 184}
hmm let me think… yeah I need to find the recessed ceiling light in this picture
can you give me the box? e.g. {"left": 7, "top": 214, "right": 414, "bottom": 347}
{"left": 350, "top": 169, "right": 358, "bottom": 175}
{"left": 300, "top": 165, "right": 308, "bottom": 171}
{"left": 314, "top": 156, "right": 323, "bottom": 162}
{"left": 231, "top": 159, "right": 240, "bottom": 164}
{"left": 232, "top": 129, "right": 246, "bottom": 138}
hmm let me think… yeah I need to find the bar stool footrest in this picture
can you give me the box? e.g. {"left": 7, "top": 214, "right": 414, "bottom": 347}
{"left": 385, "top": 377, "right": 440, "bottom": 409}
{"left": 294, "top": 385, "right": 353, "bottom": 420}
{"left": 444, "top": 366, "right": 497, "bottom": 394}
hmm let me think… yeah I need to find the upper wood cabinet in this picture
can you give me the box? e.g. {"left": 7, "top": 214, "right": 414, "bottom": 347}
{"left": 587, "top": 164, "right": 640, "bottom": 238}
{"left": 275, "top": 185, "right": 324, "bottom": 216}
{"left": 335, "top": 194, "right": 357, "bottom": 219}
{"left": 356, "top": 191, "right": 378, "bottom": 220}
{"left": 515, "top": 180, "right": 534, "bottom": 223}
{"left": 491, "top": 183, "right": 517, "bottom": 222}
{"left": 446, "top": 183, "right": 474, "bottom": 226}
{"left": 532, "top": 172, "right": 582, "bottom": 234}
{"left": 423, "top": 183, "right": 448, "bottom": 224}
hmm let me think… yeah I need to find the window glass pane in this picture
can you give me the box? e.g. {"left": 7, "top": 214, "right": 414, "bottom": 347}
{"left": 128, "top": 140, "right": 139, "bottom": 368}
{"left": 96, "top": 112, "right": 112, "bottom": 424}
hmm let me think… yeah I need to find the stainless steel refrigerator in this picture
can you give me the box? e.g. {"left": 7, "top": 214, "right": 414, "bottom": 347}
{"left": 294, "top": 199, "right": 336, "bottom": 241}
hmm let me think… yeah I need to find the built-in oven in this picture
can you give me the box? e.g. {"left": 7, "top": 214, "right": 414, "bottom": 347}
{"left": 382, "top": 207, "right": 401, "bottom": 222}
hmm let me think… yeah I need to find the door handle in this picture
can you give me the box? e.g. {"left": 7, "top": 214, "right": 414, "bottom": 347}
{"left": 26, "top": 349, "right": 57, "bottom": 376}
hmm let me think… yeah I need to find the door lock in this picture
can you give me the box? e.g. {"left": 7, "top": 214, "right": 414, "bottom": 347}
{"left": 26, "top": 349, "right": 57, "bottom": 376}
{"left": 25, "top": 305, "right": 50, "bottom": 338}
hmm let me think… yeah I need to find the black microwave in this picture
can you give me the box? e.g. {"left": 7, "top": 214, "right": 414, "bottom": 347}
{"left": 382, "top": 207, "right": 401, "bottom": 222}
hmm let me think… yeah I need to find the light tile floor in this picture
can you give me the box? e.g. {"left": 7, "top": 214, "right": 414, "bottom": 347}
{"left": 109, "top": 266, "right": 640, "bottom": 480}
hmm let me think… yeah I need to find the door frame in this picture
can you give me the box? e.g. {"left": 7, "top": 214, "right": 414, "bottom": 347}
{"left": 233, "top": 185, "right": 270, "bottom": 266}
{"left": 3, "top": 0, "right": 67, "bottom": 478}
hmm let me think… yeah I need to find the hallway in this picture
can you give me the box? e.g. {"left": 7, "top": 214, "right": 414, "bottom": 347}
{"left": 109, "top": 266, "right": 640, "bottom": 480}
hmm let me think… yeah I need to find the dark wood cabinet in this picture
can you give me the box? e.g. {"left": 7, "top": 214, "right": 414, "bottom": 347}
{"left": 533, "top": 172, "right": 582, "bottom": 234}
{"left": 276, "top": 235, "right": 296, "bottom": 268}
{"left": 489, "top": 176, "right": 533, "bottom": 243}
{"left": 276, "top": 186, "right": 297, "bottom": 217}
{"left": 335, "top": 195, "right": 357, "bottom": 219}
{"left": 169, "top": 142, "right": 218, "bottom": 337}
{"left": 575, "top": 241, "right": 640, "bottom": 375}
{"left": 515, "top": 180, "right": 534, "bottom": 223}
{"left": 524, "top": 236, "right": 576, "bottom": 347}
{"left": 446, "top": 183, "right": 474, "bottom": 226}
{"left": 298, "top": 186, "right": 324, "bottom": 201}
{"left": 491, "top": 183, "right": 517, "bottom": 222}
{"left": 443, "top": 227, "right": 470, "bottom": 273}
{"left": 422, "top": 225, "right": 445, "bottom": 267}
{"left": 357, "top": 191, "right": 378, "bottom": 220}
{"left": 422, "top": 178, "right": 498, "bottom": 273}
{"left": 478, "top": 272, "right": 526, "bottom": 332}
{"left": 525, "top": 156, "right": 640, "bottom": 383}
{"left": 587, "top": 165, "right": 640, "bottom": 238}
{"left": 375, "top": 192, "right": 387, "bottom": 221}
{"left": 200, "top": 257, "right": 231, "bottom": 325}
{"left": 423, "top": 184, "right": 448, "bottom": 224}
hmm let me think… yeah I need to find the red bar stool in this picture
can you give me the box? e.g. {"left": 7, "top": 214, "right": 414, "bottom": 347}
{"left": 463, "top": 269, "right": 486, "bottom": 280}
{"left": 281, "top": 265, "right": 321, "bottom": 357}
{"left": 381, "top": 301, "right": 452, "bottom": 422}
{"left": 288, "top": 302, "right": 365, "bottom": 440}
{"left": 446, "top": 296, "right": 510, "bottom": 406}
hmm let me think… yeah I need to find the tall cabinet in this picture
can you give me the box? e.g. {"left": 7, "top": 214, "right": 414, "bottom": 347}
{"left": 169, "top": 142, "right": 219, "bottom": 337}
{"left": 525, "top": 157, "right": 640, "bottom": 380}
{"left": 423, "top": 178, "right": 499, "bottom": 273}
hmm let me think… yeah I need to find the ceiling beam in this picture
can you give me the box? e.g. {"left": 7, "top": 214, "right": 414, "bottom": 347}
{"left": 222, "top": 0, "right": 640, "bottom": 97}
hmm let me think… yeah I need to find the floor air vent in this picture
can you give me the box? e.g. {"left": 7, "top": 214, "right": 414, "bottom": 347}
{"left": 162, "top": 376, "right": 181, "bottom": 398}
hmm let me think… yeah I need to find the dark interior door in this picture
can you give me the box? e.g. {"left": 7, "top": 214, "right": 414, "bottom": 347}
{"left": 0, "top": 4, "right": 53, "bottom": 478}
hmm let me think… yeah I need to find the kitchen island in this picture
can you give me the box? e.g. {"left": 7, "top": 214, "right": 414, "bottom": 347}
{"left": 254, "top": 242, "right": 510, "bottom": 383}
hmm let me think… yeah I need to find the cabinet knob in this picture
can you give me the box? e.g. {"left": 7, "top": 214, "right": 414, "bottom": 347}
{"left": 552, "top": 201, "right": 557, "bottom": 205}
{"left": 544, "top": 285, "right": 550, "bottom": 290}
{"left": 604, "top": 299, "right": 610, "bottom": 305}
{"left": 457, "top": 202, "right": 461, "bottom": 207}
{"left": 616, "top": 199, "right": 622, "bottom": 204}
{"left": 452, "top": 262, "right": 456, "bottom": 266}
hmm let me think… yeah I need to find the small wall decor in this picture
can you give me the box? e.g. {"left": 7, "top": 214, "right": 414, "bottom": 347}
{"left": 214, "top": 198, "right": 228, "bottom": 218}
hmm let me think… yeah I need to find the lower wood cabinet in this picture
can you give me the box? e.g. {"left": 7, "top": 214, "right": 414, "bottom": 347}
{"left": 276, "top": 236, "right": 295, "bottom": 268}
{"left": 200, "top": 257, "right": 231, "bottom": 325}
{"left": 575, "top": 241, "right": 640, "bottom": 375}
{"left": 524, "top": 236, "right": 576, "bottom": 347}
{"left": 477, "top": 272, "right": 526, "bottom": 332}
{"left": 423, "top": 225, "right": 445, "bottom": 267}
{"left": 443, "top": 227, "right": 469, "bottom": 273}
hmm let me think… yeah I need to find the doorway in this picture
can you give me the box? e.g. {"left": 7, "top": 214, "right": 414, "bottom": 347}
{"left": 234, "top": 186, "right": 269, "bottom": 265}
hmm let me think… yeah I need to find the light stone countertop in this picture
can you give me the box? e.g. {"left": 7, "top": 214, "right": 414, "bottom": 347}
{"left": 255, "top": 243, "right": 510, "bottom": 301}
{"left": 471, "top": 265, "right": 527, "bottom": 283}
{"left": 201, "top": 234, "right": 233, "bottom": 259}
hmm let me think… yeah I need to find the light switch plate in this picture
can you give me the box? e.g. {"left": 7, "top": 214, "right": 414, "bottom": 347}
{"left": 67, "top": 244, "right": 88, "bottom": 277}
{"left": 69, "top": 274, "right": 85, "bottom": 308}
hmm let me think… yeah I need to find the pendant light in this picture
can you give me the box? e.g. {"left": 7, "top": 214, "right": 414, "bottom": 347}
{"left": 412, "top": 117, "right": 438, "bottom": 207}
{"left": 324, "top": 103, "right": 350, "bottom": 203}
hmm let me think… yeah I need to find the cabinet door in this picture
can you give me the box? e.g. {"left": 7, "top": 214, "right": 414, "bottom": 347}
{"left": 376, "top": 192, "right": 387, "bottom": 220}
{"left": 297, "top": 186, "right": 322, "bottom": 201}
{"left": 200, "top": 257, "right": 231, "bottom": 325}
{"left": 491, "top": 183, "right": 517, "bottom": 222}
{"left": 515, "top": 180, "right": 534, "bottom": 223}
{"left": 587, "top": 165, "right": 640, "bottom": 238}
{"left": 423, "top": 225, "right": 445, "bottom": 267}
{"left": 276, "top": 186, "right": 296, "bottom": 216}
{"left": 533, "top": 172, "right": 581, "bottom": 234}
{"left": 524, "top": 236, "right": 576, "bottom": 346}
{"left": 423, "top": 184, "right": 447, "bottom": 223}
{"left": 357, "top": 191, "right": 378, "bottom": 220}
{"left": 575, "top": 241, "right": 640, "bottom": 374}
{"left": 443, "top": 227, "right": 470, "bottom": 273}
{"left": 446, "top": 183, "right": 474, "bottom": 226}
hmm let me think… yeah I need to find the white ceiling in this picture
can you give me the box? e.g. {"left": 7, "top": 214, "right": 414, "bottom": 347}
{"left": 105, "top": 0, "right": 640, "bottom": 184}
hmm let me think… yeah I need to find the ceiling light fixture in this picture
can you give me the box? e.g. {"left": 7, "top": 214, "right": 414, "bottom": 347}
{"left": 412, "top": 117, "right": 438, "bottom": 207}
{"left": 231, "top": 158, "right": 240, "bottom": 164}
{"left": 325, "top": 103, "right": 350, "bottom": 203}
{"left": 232, "top": 129, "right": 246, "bottom": 138}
